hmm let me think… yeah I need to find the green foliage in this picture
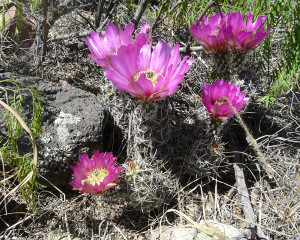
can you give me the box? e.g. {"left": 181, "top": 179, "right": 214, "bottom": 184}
{"left": 0, "top": 0, "right": 9, "bottom": 31}
{"left": 258, "top": 0, "right": 299, "bottom": 107}
{"left": 1, "top": 78, "right": 44, "bottom": 144}
{"left": 0, "top": 148, "right": 42, "bottom": 210}
{"left": 0, "top": 77, "right": 45, "bottom": 210}
{"left": 0, "top": 0, "right": 40, "bottom": 37}
{"left": 177, "top": 0, "right": 204, "bottom": 28}
{"left": 173, "top": 0, "right": 216, "bottom": 29}
{"left": 123, "top": 0, "right": 138, "bottom": 13}
{"left": 29, "top": 0, "right": 41, "bottom": 11}
{"left": 14, "top": 0, "right": 24, "bottom": 37}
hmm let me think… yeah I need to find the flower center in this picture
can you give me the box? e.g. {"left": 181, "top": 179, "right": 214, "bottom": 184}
{"left": 133, "top": 70, "right": 162, "bottom": 86}
{"left": 83, "top": 168, "right": 109, "bottom": 186}
{"left": 215, "top": 97, "right": 228, "bottom": 105}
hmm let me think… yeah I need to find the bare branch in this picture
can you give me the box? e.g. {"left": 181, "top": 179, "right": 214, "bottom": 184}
{"left": 152, "top": 0, "right": 170, "bottom": 32}
{"left": 229, "top": 101, "right": 275, "bottom": 179}
{"left": 94, "top": 0, "right": 105, "bottom": 29}
{"left": 231, "top": 136, "right": 267, "bottom": 239}
{"left": 42, "top": 0, "right": 48, "bottom": 61}
{"left": 215, "top": 0, "right": 224, "bottom": 18}
{"left": 179, "top": 46, "right": 203, "bottom": 52}
{"left": 51, "top": 18, "right": 109, "bottom": 41}
{"left": 198, "top": 0, "right": 215, "bottom": 21}
{"left": 132, "top": 0, "right": 150, "bottom": 28}
{"left": 154, "top": 0, "right": 182, "bottom": 31}
{"left": 77, "top": 11, "right": 96, "bottom": 31}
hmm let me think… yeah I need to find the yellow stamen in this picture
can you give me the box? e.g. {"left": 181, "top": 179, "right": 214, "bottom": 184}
{"left": 133, "top": 70, "right": 163, "bottom": 86}
{"left": 82, "top": 168, "right": 109, "bottom": 186}
{"left": 215, "top": 97, "right": 227, "bottom": 106}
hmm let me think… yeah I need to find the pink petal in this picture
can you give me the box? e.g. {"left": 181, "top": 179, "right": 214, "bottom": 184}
{"left": 137, "top": 44, "right": 151, "bottom": 72}
{"left": 104, "top": 69, "right": 130, "bottom": 91}
{"left": 135, "top": 73, "right": 155, "bottom": 97}
{"left": 121, "top": 24, "right": 134, "bottom": 45}
{"left": 127, "top": 81, "right": 145, "bottom": 98}
{"left": 150, "top": 39, "right": 172, "bottom": 73}
{"left": 110, "top": 45, "right": 137, "bottom": 77}
{"left": 105, "top": 22, "right": 121, "bottom": 52}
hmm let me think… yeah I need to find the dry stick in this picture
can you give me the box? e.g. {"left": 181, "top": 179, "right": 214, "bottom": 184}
{"left": 198, "top": 0, "right": 215, "bottom": 23}
{"left": 215, "top": 0, "right": 224, "bottom": 18}
{"left": 231, "top": 136, "right": 266, "bottom": 239}
{"left": 42, "top": 0, "right": 48, "bottom": 62}
{"left": 132, "top": 0, "right": 150, "bottom": 29}
{"left": 153, "top": 0, "right": 182, "bottom": 29}
{"left": 152, "top": 0, "right": 170, "bottom": 32}
{"left": 231, "top": 213, "right": 291, "bottom": 237}
{"left": 51, "top": 1, "right": 119, "bottom": 41}
{"left": 94, "top": 0, "right": 104, "bottom": 28}
{"left": 77, "top": 11, "right": 96, "bottom": 31}
{"left": 179, "top": 45, "right": 203, "bottom": 53}
{"left": 229, "top": 100, "right": 275, "bottom": 179}
{"left": 51, "top": 17, "right": 109, "bottom": 41}
{"left": 5, "top": 214, "right": 34, "bottom": 232}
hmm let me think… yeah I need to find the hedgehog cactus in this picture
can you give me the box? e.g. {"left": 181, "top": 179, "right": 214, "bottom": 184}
{"left": 124, "top": 101, "right": 177, "bottom": 211}
{"left": 125, "top": 155, "right": 177, "bottom": 211}
{"left": 85, "top": 22, "right": 193, "bottom": 211}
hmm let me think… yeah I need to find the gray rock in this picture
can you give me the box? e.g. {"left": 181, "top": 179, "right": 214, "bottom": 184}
{"left": 0, "top": 73, "right": 104, "bottom": 187}
{"left": 150, "top": 225, "right": 173, "bottom": 240}
{"left": 47, "top": 229, "right": 80, "bottom": 240}
{"left": 195, "top": 220, "right": 249, "bottom": 240}
{"left": 171, "top": 227, "right": 198, "bottom": 240}
{"left": 150, "top": 222, "right": 249, "bottom": 240}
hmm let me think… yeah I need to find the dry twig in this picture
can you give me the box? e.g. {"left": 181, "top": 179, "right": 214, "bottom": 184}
{"left": 228, "top": 100, "right": 275, "bottom": 179}
{"left": 132, "top": 0, "right": 150, "bottom": 28}
{"left": 231, "top": 136, "right": 266, "bottom": 239}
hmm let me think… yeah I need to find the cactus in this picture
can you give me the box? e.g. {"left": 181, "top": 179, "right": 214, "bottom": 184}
{"left": 124, "top": 101, "right": 177, "bottom": 212}
{"left": 212, "top": 51, "right": 250, "bottom": 81}
{"left": 100, "top": 83, "right": 177, "bottom": 211}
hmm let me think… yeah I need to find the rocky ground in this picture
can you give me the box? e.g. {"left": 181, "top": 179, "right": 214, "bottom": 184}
{"left": 0, "top": 1, "right": 299, "bottom": 239}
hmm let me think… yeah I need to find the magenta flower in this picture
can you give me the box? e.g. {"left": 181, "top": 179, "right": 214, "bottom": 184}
{"left": 202, "top": 79, "right": 250, "bottom": 121}
{"left": 191, "top": 13, "right": 228, "bottom": 53}
{"left": 104, "top": 39, "right": 194, "bottom": 101}
{"left": 69, "top": 151, "right": 123, "bottom": 195}
{"left": 84, "top": 22, "right": 152, "bottom": 69}
{"left": 223, "top": 11, "right": 270, "bottom": 52}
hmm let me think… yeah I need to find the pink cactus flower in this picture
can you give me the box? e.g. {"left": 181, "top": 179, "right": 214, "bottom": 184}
{"left": 223, "top": 11, "right": 270, "bottom": 52}
{"left": 69, "top": 151, "right": 123, "bottom": 195}
{"left": 202, "top": 79, "right": 250, "bottom": 121}
{"left": 84, "top": 22, "right": 152, "bottom": 69}
{"left": 190, "top": 13, "right": 228, "bottom": 53}
{"left": 104, "top": 39, "right": 194, "bottom": 101}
